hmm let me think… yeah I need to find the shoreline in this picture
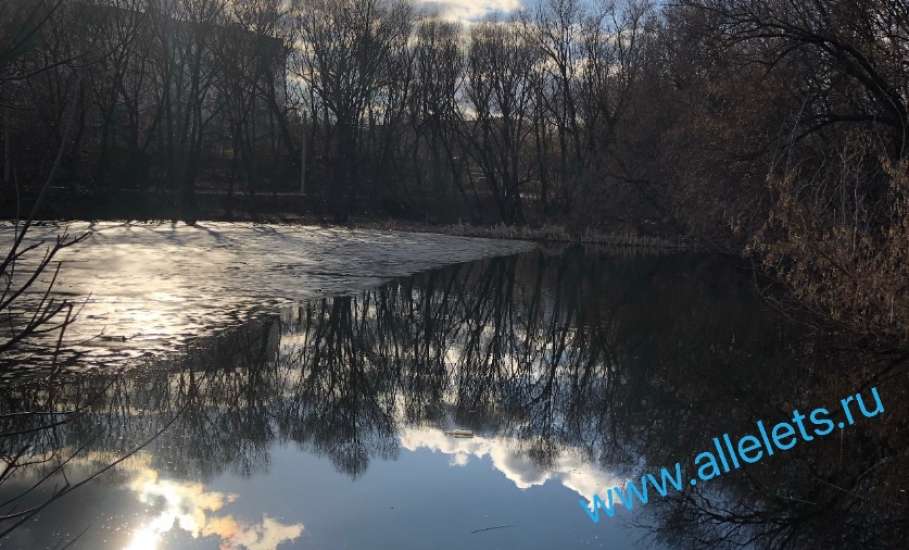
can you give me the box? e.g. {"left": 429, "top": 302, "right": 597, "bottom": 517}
{"left": 3, "top": 215, "right": 701, "bottom": 252}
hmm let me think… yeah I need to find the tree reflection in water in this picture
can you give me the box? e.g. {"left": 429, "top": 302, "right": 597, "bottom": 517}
{"left": 1, "top": 247, "right": 907, "bottom": 548}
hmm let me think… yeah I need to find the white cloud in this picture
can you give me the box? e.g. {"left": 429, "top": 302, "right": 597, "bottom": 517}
{"left": 415, "top": 0, "right": 523, "bottom": 22}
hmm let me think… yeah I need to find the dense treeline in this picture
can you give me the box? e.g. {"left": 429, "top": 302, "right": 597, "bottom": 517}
{"left": 1, "top": 0, "right": 908, "bottom": 341}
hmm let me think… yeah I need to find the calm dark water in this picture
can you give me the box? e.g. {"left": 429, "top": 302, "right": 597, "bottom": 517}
{"left": 0, "top": 245, "right": 906, "bottom": 549}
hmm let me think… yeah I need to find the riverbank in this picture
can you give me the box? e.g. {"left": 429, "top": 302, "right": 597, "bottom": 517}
{"left": 2, "top": 188, "right": 699, "bottom": 252}
{"left": 348, "top": 220, "right": 698, "bottom": 251}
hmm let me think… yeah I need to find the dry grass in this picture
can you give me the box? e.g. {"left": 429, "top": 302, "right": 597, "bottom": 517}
{"left": 752, "top": 159, "right": 909, "bottom": 346}
{"left": 363, "top": 221, "right": 699, "bottom": 251}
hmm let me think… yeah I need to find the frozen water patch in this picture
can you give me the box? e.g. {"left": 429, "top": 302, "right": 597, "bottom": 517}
{"left": 0, "top": 222, "right": 533, "bottom": 372}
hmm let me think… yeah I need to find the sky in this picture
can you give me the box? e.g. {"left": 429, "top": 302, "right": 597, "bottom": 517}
{"left": 413, "top": 0, "right": 527, "bottom": 22}
{"left": 410, "top": 0, "right": 618, "bottom": 26}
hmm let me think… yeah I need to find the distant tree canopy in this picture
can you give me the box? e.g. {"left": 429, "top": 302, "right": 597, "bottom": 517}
{"left": 0, "top": 0, "right": 906, "bottom": 242}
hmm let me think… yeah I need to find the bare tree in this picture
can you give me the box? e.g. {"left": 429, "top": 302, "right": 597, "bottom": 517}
{"left": 681, "top": 0, "right": 909, "bottom": 160}
{"left": 294, "top": 0, "right": 411, "bottom": 222}
{"left": 461, "top": 18, "right": 540, "bottom": 225}
{"left": 147, "top": 0, "right": 227, "bottom": 221}
{"left": 80, "top": 0, "right": 146, "bottom": 190}
{"left": 529, "top": 0, "right": 586, "bottom": 214}
{"left": 409, "top": 19, "right": 474, "bottom": 216}
{"left": 0, "top": 0, "right": 84, "bottom": 366}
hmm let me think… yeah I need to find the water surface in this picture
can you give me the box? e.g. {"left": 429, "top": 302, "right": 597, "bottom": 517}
{"left": 0, "top": 231, "right": 906, "bottom": 550}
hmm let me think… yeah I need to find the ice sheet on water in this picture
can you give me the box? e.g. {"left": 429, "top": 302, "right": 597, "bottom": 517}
{"left": 0, "top": 221, "right": 533, "bottom": 372}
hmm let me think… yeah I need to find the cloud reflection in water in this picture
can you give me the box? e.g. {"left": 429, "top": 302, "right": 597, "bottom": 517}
{"left": 123, "top": 465, "right": 303, "bottom": 550}
{"left": 400, "top": 427, "right": 628, "bottom": 504}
